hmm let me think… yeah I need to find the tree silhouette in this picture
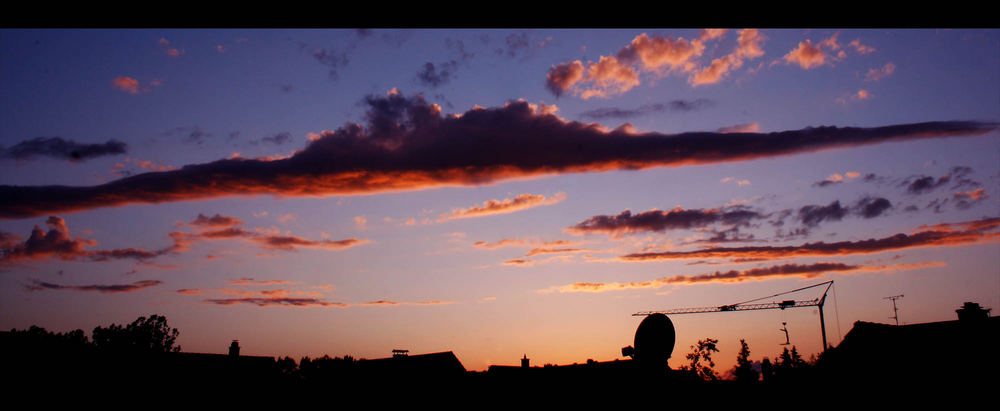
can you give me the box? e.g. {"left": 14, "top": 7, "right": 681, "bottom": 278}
{"left": 683, "top": 337, "right": 720, "bottom": 381}
{"left": 732, "top": 339, "right": 759, "bottom": 383}
{"left": 92, "top": 314, "right": 180, "bottom": 353}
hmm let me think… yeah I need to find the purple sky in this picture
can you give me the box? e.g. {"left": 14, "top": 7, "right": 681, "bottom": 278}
{"left": 1, "top": 29, "right": 998, "bottom": 372}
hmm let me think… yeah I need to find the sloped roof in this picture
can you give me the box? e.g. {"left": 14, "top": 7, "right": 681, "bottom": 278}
{"left": 359, "top": 351, "right": 466, "bottom": 375}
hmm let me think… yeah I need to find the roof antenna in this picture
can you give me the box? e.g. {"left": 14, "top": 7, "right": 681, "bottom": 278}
{"left": 779, "top": 322, "right": 790, "bottom": 345}
{"left": 884, "top": 295, "right": 904, "bottom": 325}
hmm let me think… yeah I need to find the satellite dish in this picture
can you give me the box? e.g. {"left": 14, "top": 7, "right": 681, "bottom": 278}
{"left": 633, "top": 313, "right": 675, "bottom": 366}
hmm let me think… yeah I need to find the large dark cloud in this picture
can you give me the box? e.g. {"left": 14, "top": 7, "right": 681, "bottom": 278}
{"left": 1, "top": 137, "right": 127, "bottom": 162}
{"left": 579, "top": 99, "right": 715, "bottom": 120}
{"left": 568, "top": 206, "right": 765, "bottom": 236}
{"left": 620, "top": 217, "right": 1000, "bottom": 262}
{"left": 1, "top": 92, "right": 995, "bottom": 219}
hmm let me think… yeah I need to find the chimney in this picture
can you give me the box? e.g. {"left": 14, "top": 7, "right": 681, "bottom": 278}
{"left": 956, "top": 302, "right": 991, "bottom": 322}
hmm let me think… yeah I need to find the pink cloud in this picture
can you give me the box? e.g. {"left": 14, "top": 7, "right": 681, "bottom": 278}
{"left": 111, "top": 77, "right": 143, "bottom": 94}
{"left": 717, "top": 122, "right": 760, "bottom": 133}
{"left": 440, "top": 192, "right": 566, "bottom": 221}
{"left": 849, "top": 39, "right": 875, "bottom": 54}
{"left": 864, "top": 63, "right": 896, "bottom": 82}
{"left": 158, "top": 38, "right": 184, "bottom": 57}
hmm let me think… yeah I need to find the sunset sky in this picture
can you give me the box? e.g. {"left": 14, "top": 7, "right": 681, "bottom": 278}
{"left": 1, "top": 29, "right": 998, "bottom": 372}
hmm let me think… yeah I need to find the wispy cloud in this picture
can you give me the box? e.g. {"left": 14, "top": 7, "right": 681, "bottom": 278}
{"left": 567, "top": 205, "right": 766, "bottom": 237}
{"left": 204, "top": 297, "right": 348, "bottom": 307}
{"left": 864, "top": 63, "right": 896, "bottom": 82}
{"left": 0, "top": 216, "right": 183, "bottom": 266}
{"left": 538, "top": 261, "right": 945, "bottom": 293}
{"left": 25, "top": 279, "right": 162, "bottom": 293}
{"left": 439, "top": 192, "right": 566, "bottom": 221}
{"left": 361, "top": 299, "right": 455, "bottom": 306}
{"left": 2, "top": 137, "right": 127, "bottom": 162}
{"left": 717, "top": 123, "right": 760, "bottom": 134}
{"left": 184, "top": 213, "right": 244, "bottom": 228}
{"left": 579, "top": 99, "right": 714, "bottom": 120}
{"left": 158, "top": 38, "right": 184, "bottom": 58}
{"left": 472, "top": 238, "right": 578, "bottom": 249}
{"left": 619, "top": 217, "right": 1000, "bottom": 262}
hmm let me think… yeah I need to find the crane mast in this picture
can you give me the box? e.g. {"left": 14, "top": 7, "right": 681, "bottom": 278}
{"left": 633, "top": 280, "right": 834, "bottom": 351}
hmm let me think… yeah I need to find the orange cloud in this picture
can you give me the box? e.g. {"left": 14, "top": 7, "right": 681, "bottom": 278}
{"left": 617, "top": 33, "right": 705, "bottom": 72}
{"left": 689, "top": 29, "right": 766, "bottom": 86}
{"left": 579, "top": 56, "right": 640, "bottom": 99}
{"left": 620, "top": 217, "right": 1000, "bottom": 262}
{"left": 523, "top": 247, "right": 591, "bottom": 257}
{"left": 472, "top": 238, "right": 578, "bottom": 249}
{"left": 361, "top": 299, "right": 455, "bottom": 306}
{"left": 837, "top": 89, "right": 874, "bottom": 104}
{"left": 545, "top": 60, "right": 586, "bottom": 97}
{"left": 717, "top": 123, "right": 760, "bottom": 133}
{"left": 504, "top": 258, "right": 532, "bottom": 266}
{"left": 440, "top": 192, "right": 566, "bottom": 221}
{"left": 954, "top": 188, "right": 987, "bottom": 201}
{"left": 783, "top": 39, "right": 827, "bottom": 69}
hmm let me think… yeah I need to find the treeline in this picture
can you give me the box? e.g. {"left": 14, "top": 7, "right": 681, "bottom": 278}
{"left": 3, "top": 314, "right": 180, "bottom": 355}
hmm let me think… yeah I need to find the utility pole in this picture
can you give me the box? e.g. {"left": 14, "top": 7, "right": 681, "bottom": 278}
{"left": 884, "top": 295, "right": 904, "bottom": 325}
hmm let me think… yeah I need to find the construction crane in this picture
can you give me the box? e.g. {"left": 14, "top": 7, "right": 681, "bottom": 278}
{"left": 633, "top": 280, "right": 835, "bottom": 351}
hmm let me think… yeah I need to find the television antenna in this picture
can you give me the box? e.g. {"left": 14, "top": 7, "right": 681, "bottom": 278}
{"left": 884, "top": 295, "right": 904, "bottom": 325}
